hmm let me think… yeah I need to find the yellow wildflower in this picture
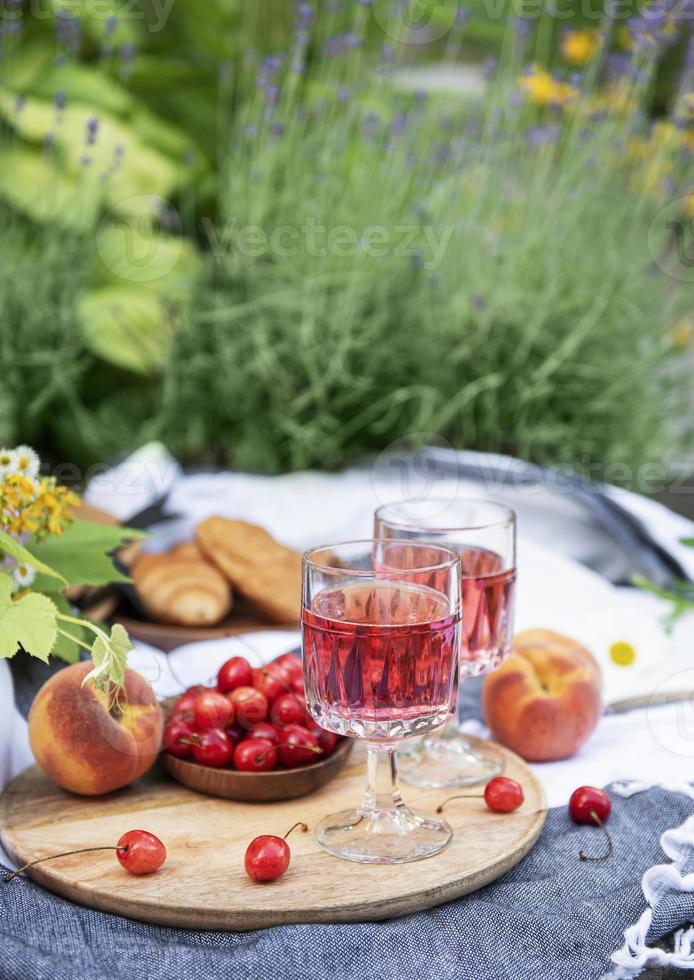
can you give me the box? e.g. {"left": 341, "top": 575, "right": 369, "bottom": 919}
{"left": 672, "top": 318, "right": 694, "bottom": 348}
{"left": 560, "top": 29, "right": 600, "bottom": 66}
{"left": 519, "top": 66, "right": 577, "bottom": 107}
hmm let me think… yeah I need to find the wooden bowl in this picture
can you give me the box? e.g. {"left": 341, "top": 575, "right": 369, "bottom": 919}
{"left": 162, "top": 737, "right": 354, "bottom": 802}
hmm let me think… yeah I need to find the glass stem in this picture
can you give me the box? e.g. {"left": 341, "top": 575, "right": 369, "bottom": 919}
{"left": 362, "top": 743, "right": 405, "bottom": 815}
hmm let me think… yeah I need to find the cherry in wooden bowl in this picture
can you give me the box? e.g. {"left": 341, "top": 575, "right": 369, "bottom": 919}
{"left": 161, "top": 736, "right": 354, "bottom": 802}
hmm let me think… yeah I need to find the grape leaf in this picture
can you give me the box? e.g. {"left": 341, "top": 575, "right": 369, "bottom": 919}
{"left": 82, "top": 623, "right": 131, "bottom": 692}
{"left": 0, "top": 528, "right": 66, "bottom": 584}
{"left": 30, "top": 519, "right": 145, "bottom": 590}
{"left": 0, "top": 573, "right": 58, "bottom": 663}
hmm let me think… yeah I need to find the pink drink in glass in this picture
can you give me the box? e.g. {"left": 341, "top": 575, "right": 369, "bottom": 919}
{"left": 458, "top": 546, "right": 515, "bottom": 677}
{"left": 303, "top": 581, "right": 459, "bottom": 741}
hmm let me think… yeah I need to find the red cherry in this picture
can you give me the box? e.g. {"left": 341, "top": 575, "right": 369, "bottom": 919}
{"left": 247, "top": 721, "right": 281, "bottom": 745}
{"left": 230, "top": 686, "right": 269, "bottom": 728}
{"left": 217, "top": 656, "right": 253, "bottom": 693}
{"left": 192, "top": 728, "right": 234, "bottom": 768}
{"left": 569, "top": 786, "right": 611, "bottom": 825}
{"left": 289, "top": 676, "right": 305, "bottom": 695}
{"left": 174, "top": 685, "right": 206, "bottom": 714}
{"left": 163, "top": 718, "right": 195, "bottom": 759}
{"left": 569, "top": 786, "right": 613, "bottom": 862}
{"left": 252, "top": 663, "right": 291, "bottom": 703}
{"left": 194, "top": 690, "right": 234, "bottom": 731}
{"left": 270, "top": 693, "right": 306, "bottom": 729}
{"left": 225, "top": 722, "right": 246, "bottom": 747}
{"left": 234, "top": 738, "right": 278, "bottom": 772}
{"left": 273, "top": 653, "right": 303, "bottom": 683}
{"left": 315, "top": 728, "right": 339, "bottom": 756}
{"left": 244, "top": 836, "right": 290, "bottom": 883}
{"left": 278, "top": 726, "right": 322, "bottom": 768}
{"left": 244, "top": 821, "right": 307, "bottom": 883}
{"left": 116, "top": 830, "right": 167, "bottom": 875}
{"left": 484, "top": 777, "right": 525, "bottom": 813}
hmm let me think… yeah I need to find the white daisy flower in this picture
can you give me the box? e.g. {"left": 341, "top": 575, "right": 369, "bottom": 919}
{"left": 14, "top": 445, "right": 40, "bottom": 479}
{"left": 0, "top": 448, "right": 17, "bottom": 477}
{"left": 13, "top": 563, "right": 35, "bottom": 589}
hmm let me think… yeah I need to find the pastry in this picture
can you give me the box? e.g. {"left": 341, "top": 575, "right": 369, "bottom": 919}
{"left": 195, "top": 517, "right": 301, "bottom": 623}
{"left": 132, "top": 547, "right": 232, "bottom": 627}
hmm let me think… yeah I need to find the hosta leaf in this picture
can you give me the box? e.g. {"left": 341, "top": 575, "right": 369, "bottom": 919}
{"left": 0, "top": 528, "right": 66, "bottom": 583}
{"left": 0, "top": 574, "right": 58, "bottom": 663}
{"left": 31, "top": 519, "right": 144, "bottom": 589}
{"left": 0, "top": 148, "right": 101, "bottom": 232}
{"left": 32, "top": 63, "right": 134, "bottom": 116}
{"left": 94, "top": 220, "right": 201, "bottom": 296}
{"left": 77, "top": 287, "right": 176, "bottom": 374}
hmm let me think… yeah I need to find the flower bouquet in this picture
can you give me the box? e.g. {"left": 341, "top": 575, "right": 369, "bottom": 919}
{"left": 0, "top": 444, "right": 140, "bottom": 678}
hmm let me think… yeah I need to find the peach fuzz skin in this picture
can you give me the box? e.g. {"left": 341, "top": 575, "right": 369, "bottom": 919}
{"left": 29, "top": 661, "right": 163, "bottom": 796}
{"left": 482, "top": 628, "right": 602, "bottom": 762}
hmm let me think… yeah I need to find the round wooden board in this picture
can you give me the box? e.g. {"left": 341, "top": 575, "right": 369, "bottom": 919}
{"left": 0, "top": 745, "right": 546, "bottom": 931}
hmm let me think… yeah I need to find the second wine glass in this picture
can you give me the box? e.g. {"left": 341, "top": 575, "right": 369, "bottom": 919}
{"left": 374, "top": 498, "right": 517, "bottom": 788}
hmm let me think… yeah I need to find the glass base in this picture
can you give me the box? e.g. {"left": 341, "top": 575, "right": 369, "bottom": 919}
{"left": 399, "top": 726, "right": 504, "bottom": 789}
{"left": 314, "top": 805, "right": 452, "bottom": 864}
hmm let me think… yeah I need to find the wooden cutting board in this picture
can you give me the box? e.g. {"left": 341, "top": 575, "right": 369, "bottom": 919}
{"left": 0, "top": 745, "right": 546, "bottom": 930}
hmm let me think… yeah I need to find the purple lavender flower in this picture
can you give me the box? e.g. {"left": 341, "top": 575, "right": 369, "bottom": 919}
{"left": 14, "top": 93, "right": 25, "bottom": 114}
{"left": 527, "top": 123, "right": 560, "bottom": 146}
{"left": 391, "top": 111, "right": 407, "bottom": 136}
{"left": 270, "top": 121, "right": 285, "bottom": 137}
{"left": 363, "top": 113, "right": 380, "bottom": 137}
{"left": 85, "top": 116, "right": 99, "bottom": 145}
{"left": 55, "top": 10, "right": 81, "bottom": 53}
{"left": 105, "top": 14, "right": 118, "bottom": 36}
{"left": 482, "top": 57, "right": 497, "bottom": 80}
{"left": 336, "top": 85, "right": 350, "bottom": 103}
{"left": 53, "top": 90, "right": 66, "bottom": 111}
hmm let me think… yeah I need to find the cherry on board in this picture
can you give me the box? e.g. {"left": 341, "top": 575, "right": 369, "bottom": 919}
{"left": 3, "top": 830, "right": 167, "bottom": 882}
{"left": 116, "top": 830, "right": 167, "bottom": 875}
{"left": 244, "top": 822, "right": 307, "bottom": 883}
{"left": 484, "top": 777, "right": 525, "bottom": 813}
{"left": 252, "top": 663, "right": 291, "bottom": 703}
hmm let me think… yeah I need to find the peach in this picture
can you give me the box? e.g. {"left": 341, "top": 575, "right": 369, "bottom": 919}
{"left": 482, "top": 628, "right": 602, "bottom": 762}
{"left": 29, "top": 661, "right": 163, "bottom": 795}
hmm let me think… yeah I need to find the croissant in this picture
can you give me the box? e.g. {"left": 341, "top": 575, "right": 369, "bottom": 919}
{"left": 195, "top": 517, "right": 301, "bottom": 624}
{"left": 132, "top": 547, "right": 232, "bottom": 627}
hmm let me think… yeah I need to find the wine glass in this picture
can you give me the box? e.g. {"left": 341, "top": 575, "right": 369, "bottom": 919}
{"left": 374, "top": 499, "right": 516, "bottom": 788}
{"left": 302, "top": 539, "right": 462, "bottom": 864}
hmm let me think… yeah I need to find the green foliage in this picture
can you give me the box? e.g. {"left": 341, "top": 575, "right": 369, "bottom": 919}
{"left": 0, "top": 528, "right": 66, "bottom": 583}
{"left": 31, "top": 518, "right": 144, "bottom": 590}
{"left": 0, "top": 0, "right": 691, "bottom": 483}
{"left": 0, "top": 573, "right": 58, "bottom": 662}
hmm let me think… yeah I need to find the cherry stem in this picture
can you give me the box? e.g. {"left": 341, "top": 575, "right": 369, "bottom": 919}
{"left": 283, "top": 822, "right": 309, "bottom": 841}
{"left": 436, "top": 793, "right": 484, "bottom": 813}
{"left": 3, "top": 845, "right": 126, "bottom": 883}
{"left": 276, "top": 743, "right": 323, "bottom": 754}
{"left": 579, "top": 811, "right": 613, "bottom": 862}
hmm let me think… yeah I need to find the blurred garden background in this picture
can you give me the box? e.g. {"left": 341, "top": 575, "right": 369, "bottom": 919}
{"left": 1, "top": 0, "right": 694, "bottom": 494}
